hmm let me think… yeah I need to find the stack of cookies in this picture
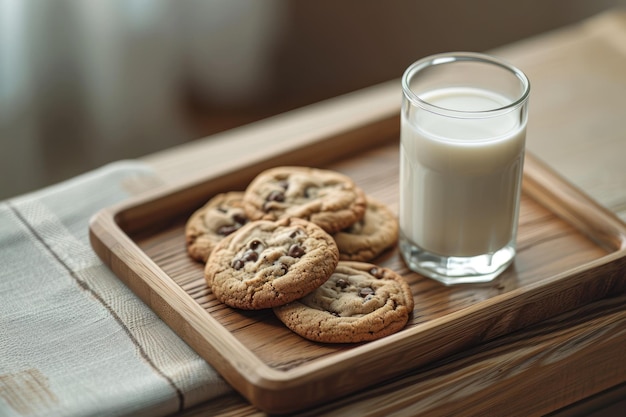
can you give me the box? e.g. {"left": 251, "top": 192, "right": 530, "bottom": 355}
{"left": 185, "top": 166, "right": 414, "bottom": 343}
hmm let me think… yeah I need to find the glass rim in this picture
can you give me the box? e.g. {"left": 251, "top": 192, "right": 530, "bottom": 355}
{"left": 401, "top": 52, "right": 531, "bottom": 118}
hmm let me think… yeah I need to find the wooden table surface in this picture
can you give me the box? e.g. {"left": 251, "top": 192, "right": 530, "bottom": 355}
{"left": 143, "top": 10, "right": 626, "bottom": 417}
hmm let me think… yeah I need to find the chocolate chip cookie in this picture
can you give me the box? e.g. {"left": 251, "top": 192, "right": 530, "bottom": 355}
{"left": 273, "top": 261, "right": 414, "bottom": 343}
{"left": 334, "top": 196, "right": 398, "bottom": 261}
{"left": 205, "top": 217, "right": 339, "bottom": 310}
{"left": 243, "top": 167, "right": 367, "bottom": 234}
{"left": 185, "top": 192, "right": 249, "bottom": 263}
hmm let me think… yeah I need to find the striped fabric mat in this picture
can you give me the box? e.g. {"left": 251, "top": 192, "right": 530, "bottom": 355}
{"left": 0, "top": 161, "right": 232, "bottom": 417}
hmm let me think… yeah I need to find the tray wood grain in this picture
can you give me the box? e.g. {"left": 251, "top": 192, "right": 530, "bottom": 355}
{"left": 90, "top": 124, "right": 626, "bottom": 414}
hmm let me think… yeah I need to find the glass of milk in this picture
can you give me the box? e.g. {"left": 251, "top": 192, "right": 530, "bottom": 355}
{"left": 399, "top": 52, "right": 530, "bottom": 285}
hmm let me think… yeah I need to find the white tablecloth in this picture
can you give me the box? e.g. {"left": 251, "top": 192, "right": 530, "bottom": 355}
{"left": 0, "top": 161, "right": 232, "bottom": 417}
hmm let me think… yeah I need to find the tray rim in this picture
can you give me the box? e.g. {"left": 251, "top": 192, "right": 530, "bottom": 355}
{"left": 89, "top": 131, "right": 626, "bottom": 413}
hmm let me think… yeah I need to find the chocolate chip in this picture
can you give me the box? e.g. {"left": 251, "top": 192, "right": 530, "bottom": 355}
{"left": 249, "top": 239, "right": 263, "bottom": 250}
{"left": 266, "top": 190, "right": 285, "bottom": 202}
{"left": 276, "top": 262, "right": 289, "bottom": 276}
{"left": 232, "top": 259, "right": 245, "bottom": 270}
{"left": 335, "top": 278, "right": 349, "bottom": 289}
{"left": 278, "top": 180, "right": 289, "bottom": 190}
{"left": 288, "top": 244, "right": 305, "bottom": 258}
{"left": 232, "top": 241, "right": 263, "bottom": 270}
{"left": 369, "top": 267, "right": 381, "bottom": 278}
{"left": 242, "top": 250, "right": 259, "bottom": 263}
{"left": 359, "top": 287, "right": 375, "bottom": 298}
{"left": 217, "top": 225, "right": 239, "bottom": 236}
{"left": 263, "top": 190, "right": 285, "bottom": 212}
{"left": 232, "top": 213, "right": 247, "bottom": 225}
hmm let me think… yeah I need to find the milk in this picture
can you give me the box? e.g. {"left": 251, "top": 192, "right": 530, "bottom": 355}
{"left": 400, "top": 86, "right": 526, "bottom": 257}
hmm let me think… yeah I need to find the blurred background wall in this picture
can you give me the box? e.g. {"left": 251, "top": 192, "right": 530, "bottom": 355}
{"left": 1, "top": 0, "right": 624, "bottom": 199}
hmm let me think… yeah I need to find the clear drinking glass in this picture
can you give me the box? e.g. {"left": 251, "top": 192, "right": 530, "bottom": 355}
{"left": 399, "top": 52, "right": 530, "bottom": 285}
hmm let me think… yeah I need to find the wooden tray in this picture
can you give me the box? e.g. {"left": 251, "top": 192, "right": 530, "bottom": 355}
{"left": 89, "top": 118, "right": 626, "bottom": 414}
